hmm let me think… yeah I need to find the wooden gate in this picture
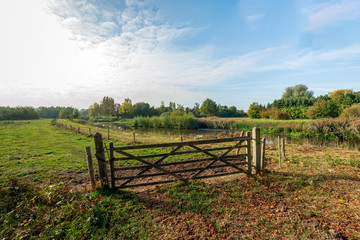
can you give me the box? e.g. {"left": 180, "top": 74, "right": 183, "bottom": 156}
{"left": 106, "top": 130, "right": 261, "bottom": 189}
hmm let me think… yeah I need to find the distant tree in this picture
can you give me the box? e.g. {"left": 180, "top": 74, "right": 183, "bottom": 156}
{"left": 200, "top": 98, "right": 218, "bottom": 116}
{"left": 306, "top": 100, "right": 341, "bottom": 119}
{"left": 247, "top": 102, "right": 264, "bottom": 119}
{"left": 0, "top": 106, "right": 39, "bottom": 120}
{"left": 218, "top": 105, "right": 241, "bottom": 117}
{"left": 192, "top": 103, "right": 200, "bottom": 117}
{"left": 88, "top": 102, "right": 101, "bottom": 117}
{"left": 79, "top": 109, "right": 89, "bottom": 119}
{"left": 282, "top": 84, "right": 313, "bottom": 99}
{"left": 169, "top": 102, "right": 176, "bottom": 112}
{"left": 100, "top": 96, "right": 115, "bottom": 116}
{"left": 133, "top": 102, "right": 158, "bottom": 117}
{"left": 72, "top": 109, "right": 79, "bottom": 119}
{"left": 329, "top": 89, "right": 358, "bottom": 107}
{"left": 37, "top": 106, "right": 62, "bottom": 118}
{"left": 159, "top": 101, "right": 167, "bottom": 113}
{"left": 176, "top": 104, "right": 185, "bottom": 112}
{"left": 120, "top": 98, "right": 133, "bottom": 118}
{"left": 58, "top": 107, "right": 78, "bottom": 119}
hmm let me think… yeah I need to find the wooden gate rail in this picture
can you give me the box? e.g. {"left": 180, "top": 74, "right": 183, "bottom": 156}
{"left": 109, "top": 135, "right": 253, "bottom": 189}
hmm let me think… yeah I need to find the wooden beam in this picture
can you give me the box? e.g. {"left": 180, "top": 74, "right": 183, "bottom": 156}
{"left": 94, "top": 133, "right": 109, "bottom": 187}
{"left": 252, "top": 127, "right": 261, "bottom": 173}
{"left": 112, "top": 136, "right": 251, "bottom": 151}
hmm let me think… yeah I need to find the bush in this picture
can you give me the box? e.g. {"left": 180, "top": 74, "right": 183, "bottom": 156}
{"left": 248, "top": 102, "right": 264, "bottom": 119}
{"left": 270, "top": 110, "right": 289, "bottom": 120}
{"left": 306, "top": 100, "right": 341, "bottom": 119}
{"left": 341, "top": 103, "right": 360, "bottom": 118}
{"left": 284, "top": 107, "right": 309, "bottom": 119}
{"left": 307, "top": 118, "right": 350, "bottom": 141}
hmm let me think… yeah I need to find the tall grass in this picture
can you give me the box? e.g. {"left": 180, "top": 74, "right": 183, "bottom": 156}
{"left": 132, "top": 112, "right": 198, "bottom": 129}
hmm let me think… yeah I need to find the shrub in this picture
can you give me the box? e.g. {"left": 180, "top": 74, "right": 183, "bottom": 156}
{"left": 306, "top": 100, "right": 341, "bottom": 119}
{"left": 248, "top": 102, "right": 264, "bottom": 119}
{"left": 307, "top": 118, "right": 350, "bottom": 141}
{"left": 270, "top": 110, "right": 289, "bottom": 120}
{"left": 341, "top": 103, "right": 360, "bottom": 118}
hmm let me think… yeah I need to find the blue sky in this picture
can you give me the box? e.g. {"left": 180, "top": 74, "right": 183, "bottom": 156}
{"left": 1, "top": 0, "right": 360, "bottom": 110}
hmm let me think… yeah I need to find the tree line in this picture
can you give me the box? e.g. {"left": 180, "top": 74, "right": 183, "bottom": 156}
{"left": 248, "top": 84, "right": 360, "bottom": 119}
{"left": 0, "top": 106, "right": 87, "bottom": 121}
{"left": 87, "top": 97, "right": 247, "bottom": 121}
{"left": 0, "top": 98, "right": 247, "bottom": 121}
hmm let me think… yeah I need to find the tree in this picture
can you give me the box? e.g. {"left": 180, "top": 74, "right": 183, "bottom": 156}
{"left": 88, "top": 102, "right": 101, "bottom": 117}
{"left": 200, "top": 98, "right": 218, "bottom": 116}
{"left": 329, "top": 89, "right": 357, "bottom": 107}
{"left": 169, "top": 102, "right": 176, "bottom": 112}
{"left": 306, "top": 100, "right": 341, "bottom": 119}
{"left": 133, "top": 102, "right": 158, "bottom": 117}
{"left": 247, "top": 102, "right": 264, "bottom": 119}
{"left": 58, "top": 107, "right": 78, "bottom": 119}
{"left": 120, "top": 98, "right": 133, "bottom": 118}
{"left": 192, "top": 103, "right": 200, "bottom": 117}
{"left": 37, "top": 106, "right": 62, "bottom": 118}
{"left": 100, "top": 96, "right": 115, "bottom": 116}
{"left": 282, "top": 84, "right": 313, "bottom": 99}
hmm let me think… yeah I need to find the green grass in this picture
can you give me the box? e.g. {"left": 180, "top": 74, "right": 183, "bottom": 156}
{"left": 1, "top": 119, "right": 360, "bottom": 239}
{"left": 0, "top": 119, "right": 94, "bottom": 182}
{"left": 0, "top": 177, "right": 151, "bottom": 239}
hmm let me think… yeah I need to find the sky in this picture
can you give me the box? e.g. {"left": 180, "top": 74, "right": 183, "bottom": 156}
{"left": 1, "top": 0, "right": 360, "bottom": 110}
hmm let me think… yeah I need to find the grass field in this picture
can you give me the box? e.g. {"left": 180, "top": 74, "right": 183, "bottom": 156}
{"left": 1, "top": 119, "right": 360, "bottom": 239}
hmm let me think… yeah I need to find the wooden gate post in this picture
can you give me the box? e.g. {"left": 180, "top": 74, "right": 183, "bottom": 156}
{"left": 109, "top": 142, "right": 115, "bottom": 189}
{"left": 246, "top": 131, "right": 252, "bottom": 175}
{"left": 85, "top": 146, "right": 96, "bottom": 190}
{"left": 94, "top": 132, "right": 109, "bottom": 187}
{"left": 261, "top": 138, "right": 266, "bottom": 169}
{"left": 252, "top": 127, "right": 261, "bottom": 173}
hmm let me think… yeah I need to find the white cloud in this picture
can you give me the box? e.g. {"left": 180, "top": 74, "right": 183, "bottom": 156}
{"left": 246, "top": 13, "right": 264, "bottom": 23}
{"left": 305, "top": 0, "right": 360, "bottom": 31}
{"left": 2, "top": 0, "right": 360, "bottom": 108}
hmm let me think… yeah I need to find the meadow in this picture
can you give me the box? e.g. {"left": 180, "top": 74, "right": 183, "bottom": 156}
{"left": 1, "top": 119, "right": 360, "bottom": 239}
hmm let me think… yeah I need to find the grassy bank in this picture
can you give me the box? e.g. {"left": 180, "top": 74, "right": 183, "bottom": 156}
{"left": 1, "top": 119, "right": 360, "bottom": 239}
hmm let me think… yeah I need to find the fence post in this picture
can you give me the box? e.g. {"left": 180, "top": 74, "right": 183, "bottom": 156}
{"left": 94, "top": 132, "right": 109, "bottom": 187}
{"left": 108, "top": 127, "right": 110, "bottom": 140}
{"left": 281, "top": 138, "right": 286, "bottom": 160}
{"left": 278, "top": 136, "right": 281, "bottom": 168}
{"left": 89, "top": 128, "right": 91, "bottom": 135}
{"left": 109, "top": 142, "right": 115, "bottom": 189}
{"left": 78, "top": 127, "right": 80, "bottom": 133}
{"left": 252, "top": 127, "right": 261, "bottom": 173}
{"left": 85, "top": 146, "right": 96, "bottom": 190}
{"left": 246, "top": 131, "right": 252, "bottom": 175}
{"left": 261, "top": 138, "right": 266, "bottom": 169}
{"left": 133, "top": 132, "right": 136, "bottom": 144}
